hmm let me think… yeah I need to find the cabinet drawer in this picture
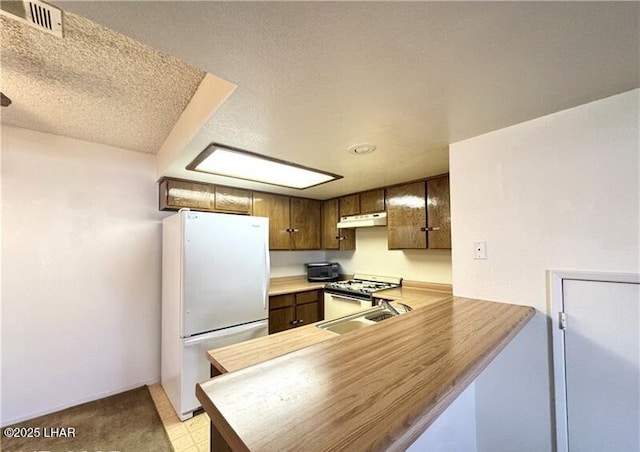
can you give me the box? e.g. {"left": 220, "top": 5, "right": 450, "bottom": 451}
{"left": 296, "top": 290, "right": 319, "bottom": 305}
{"left": 269, "top": 293, "right": 295, "bottom": 309}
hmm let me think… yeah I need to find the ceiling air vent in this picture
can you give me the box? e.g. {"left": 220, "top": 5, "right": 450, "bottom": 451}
{"left": 0, "top": 0, "right": 63, "bottom": 37}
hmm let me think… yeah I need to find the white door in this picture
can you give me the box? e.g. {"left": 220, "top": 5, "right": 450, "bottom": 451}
{"left": 182, "top": 211, "right": 269, "bottom": 337}
{"left": 552, "top": 273, "right": 639, "bottom": 452}
{"left": 180, "top": 320, "right": 268, "bottom": 419}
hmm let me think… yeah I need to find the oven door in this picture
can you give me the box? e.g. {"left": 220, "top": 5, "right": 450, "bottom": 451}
{"left": 324, "top": 292, "right": 373, "bottom": 321}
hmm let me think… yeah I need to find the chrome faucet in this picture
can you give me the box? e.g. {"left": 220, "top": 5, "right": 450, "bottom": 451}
{"left": 379, "top": 299, "right": 400, "bottom": 315}
{"left": 378, "top": 299, "right": 413, "bottom": 315}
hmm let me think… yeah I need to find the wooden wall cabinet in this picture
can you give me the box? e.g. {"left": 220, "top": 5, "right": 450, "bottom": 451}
{"left": 253, "top": 193, "right": 291, "bottom": 250}
{"left": 253, "top": 193, "right": 321, "bottom": 250}
{"left": 387, "top": 181, "right": 427, "bottom": 249}
{"left": 159, "top": 179, "right": 251, "bottom": 214}
{"left": 268, "top": 290, "right": 321, "bottom": 334}
{"left": 160, "top": 179, "right": 215, "bottom": 211}
{"left": 386, "top": 175, "right": 450, "bottom": 249}
{"left": 339, "top": 194, "right": 360, "bottom": 216}
{"left": 290, "top": 198, "right": 322, "bottom": 250}
{"left": 338, "top": 189, "right": 385, "bottom": 216}
{"left": 322, "top": 199, "right": 355, "bottom": 250}
{"left": 214, "top": 186, "right": 252, "bottom": 214}
{"left": 160, "top": 174, "right": 448, "bottom": 252}
{"left": 426, "top": 176, "right": 451, "bottom": 249}
{"left": 359, "top": 189, "right": 386, "bottom": 214}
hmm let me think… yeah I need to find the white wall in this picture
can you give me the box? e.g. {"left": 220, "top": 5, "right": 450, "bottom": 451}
{"left": 327, "top": 227, "right": 452, "bottom": 283}
{"left": 0, "top": 120, "right": 4, "bottom": 422}
{"left": 407, "top": 383, "right": 477, "bottom": 452}
{"left": 1, "top": 126, "right": 163, "bottom": 425}
{"left": 449, "top": 89, "right": 639, "bottom": 451}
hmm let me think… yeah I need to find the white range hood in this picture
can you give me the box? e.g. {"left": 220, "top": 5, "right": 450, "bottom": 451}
{"left": 337, "top": 212, "right": 387, "bottom": 228}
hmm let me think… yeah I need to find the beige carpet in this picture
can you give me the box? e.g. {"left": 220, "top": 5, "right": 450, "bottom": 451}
{"left": 1, "top": 386, "right": 173, "bottom": 452}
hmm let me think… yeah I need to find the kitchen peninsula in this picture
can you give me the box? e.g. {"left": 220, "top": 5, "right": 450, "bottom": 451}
{"left": 196, "top": 289, "right": 535, "bottom": 451}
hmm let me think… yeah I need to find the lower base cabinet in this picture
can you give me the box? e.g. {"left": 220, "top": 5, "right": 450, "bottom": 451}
{"left": 269, "top": 290, "right": 322, "bottom": 334}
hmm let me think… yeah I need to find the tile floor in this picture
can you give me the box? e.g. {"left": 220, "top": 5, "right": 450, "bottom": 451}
{"left": 148, "top": 383, "right": 210, "bottom": 452}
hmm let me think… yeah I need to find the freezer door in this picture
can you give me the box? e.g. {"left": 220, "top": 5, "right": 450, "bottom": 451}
{"left": 179, "top": 320, "right": 268, "bottom": 419}
{"left": 182, "top": 212, "right": 269, "bottom": 337}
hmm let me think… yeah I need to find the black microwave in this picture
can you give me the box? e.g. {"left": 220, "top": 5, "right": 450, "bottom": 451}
{"left": 306, "top": 262, "right": 340, "bottom": 282}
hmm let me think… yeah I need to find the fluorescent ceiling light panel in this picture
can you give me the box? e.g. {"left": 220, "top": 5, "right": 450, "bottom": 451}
{"left": 187, "top": 143, "right": 342, "bottom": 189}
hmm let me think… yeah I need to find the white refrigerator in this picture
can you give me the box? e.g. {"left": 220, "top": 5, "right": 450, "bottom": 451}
{"left": 161, "top": 210, "right": 269, "bottom": 420}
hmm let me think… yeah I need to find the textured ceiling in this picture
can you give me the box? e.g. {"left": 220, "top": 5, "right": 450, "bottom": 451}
{"left": 19, "top": 2, "right": 640, "bottom": 198}
{"left": 0, "top": 11, "right": 205, "bottom": 154}
{"left": 57, "top": 1, "right": 639, "bottom": 199}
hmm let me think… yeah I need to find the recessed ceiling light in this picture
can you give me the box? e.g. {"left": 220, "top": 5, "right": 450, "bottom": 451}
{"left": 187, "top": 143, "right": 343, "bottom": 190}
{"left": 347, "top": 143, "right": 376, "bottom": 155}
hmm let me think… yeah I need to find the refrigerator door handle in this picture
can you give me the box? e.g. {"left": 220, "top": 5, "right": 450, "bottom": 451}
{"left": 263, "top": 231, "right": 270, "bottom": 310}
{"left": 182, "top": 320, "right": 267, "bottom": 346}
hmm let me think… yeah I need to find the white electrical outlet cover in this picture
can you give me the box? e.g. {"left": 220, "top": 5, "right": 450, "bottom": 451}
{"left": 474, "top": 241, "right": 487, "bottom": 259}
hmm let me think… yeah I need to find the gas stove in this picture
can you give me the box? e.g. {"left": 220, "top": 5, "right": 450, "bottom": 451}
{"left": 324, "top": 273, "right": 402, "bottom": 299}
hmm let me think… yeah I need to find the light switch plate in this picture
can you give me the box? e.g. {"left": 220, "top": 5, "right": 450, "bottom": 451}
{"left": 474, "top": 241, "right": 487, "bottom": 259}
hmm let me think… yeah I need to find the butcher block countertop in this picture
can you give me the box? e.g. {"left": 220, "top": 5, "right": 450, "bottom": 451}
{"left": 373, "top": 285, "right": 453, "bottom": 310}
{"left": 207, "top": 323, "right": 335, "bottom": 374}
{"left": 207, "top": 285, "right": 451, "bottom": 374}
{"left": 268, "top": 275, "right": 326, "bottom": 296}
{"left": 197, "top": 293, "right": 535, "bottom": 451}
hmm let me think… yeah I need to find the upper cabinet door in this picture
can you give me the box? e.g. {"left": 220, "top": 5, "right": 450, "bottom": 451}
{"left": 322, "top": 199, "right": 340, "bottom": 250}
{"left": 214, "top": 186, "right": 251, "bottom": 214}
{"left": 253, "top": 193, "right": 291, "bottom": 250}
{"left": 426, "top": 176, "right": 451, "bottom": 249}
{"left": 290, "top": 198, "right": 321, "bottom": 250}
{"left": 339, "top": 194, "right": 360, "bottom": 216}
{"left": 160, "top": 179, "right": 250, "bottom": 214}
{"left": 359, "top": 189, "right": 385, "bottom": 214}
{"left": 322, "top": 199, "right": 355, "bottom": 250}
{"left": 161, "top": 179, "right": 215, "bottom": 211}
{"left": 387, "top": 181, "right": 427, "bottom": 249}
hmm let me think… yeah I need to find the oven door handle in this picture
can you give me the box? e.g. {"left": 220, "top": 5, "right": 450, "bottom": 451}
{"left": 329, "top": 293, "right": 369, "bottom": 304}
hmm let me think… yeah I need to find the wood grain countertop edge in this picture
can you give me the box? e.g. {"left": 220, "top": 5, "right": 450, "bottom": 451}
{"left": 198, "top": 297, "right": 535, "bottom": 451}
{"left": 207, "top": 324, "right": 337, "bottom": 375}
{"left": 207, "top": 288, "right": 452, "bottom": 374}
{"left": 388, "top": 299, "right": 535, "bottom": 449}
{"left": 195, "top": 383, "right": 250, "bottom": 452}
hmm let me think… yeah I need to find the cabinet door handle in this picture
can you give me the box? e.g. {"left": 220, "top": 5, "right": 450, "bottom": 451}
{"left": 291, "top": 228, "right": 299, "bottom": 233}
{"left": 336, "top": 236, "right": 346, "bottom": 241}
{"left": 298, "top": 319, "right": 304, "bottom": 324}
{"left": 420, "top": 226, "right": 441, "bottom": 232}
{"left": 290, "top": 320, "right": 298, "bottom": 325}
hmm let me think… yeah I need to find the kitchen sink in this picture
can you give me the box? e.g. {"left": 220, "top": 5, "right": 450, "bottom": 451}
{"left": 364, "top": 312, "right": 395, "bottom": 322}
{"left": 316, "top": 305, "right": 397, "bottom": 335}
{"left": 320, "top": 318, "right": 373, "bottom": 335}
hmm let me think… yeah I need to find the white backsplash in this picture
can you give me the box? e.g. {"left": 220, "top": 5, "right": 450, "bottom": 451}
{"left": 269, "top": 250, "right": 327, "bottom": 278}
{"left": 326, "top": 227, "right": 452, "bottom": 283}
